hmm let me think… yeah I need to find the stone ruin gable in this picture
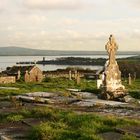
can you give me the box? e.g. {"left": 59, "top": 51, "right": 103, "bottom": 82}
{"left": 0, "top": 76, "right": 16, "bottom": 84}
{"left": 3, "top": 65, "right": 43, "bottom": 83}
{"left": 24, "top": 66, "right": 43, "bottom": 82}
{"left": 24, "top": 71, "right": 30, "bottom": 82}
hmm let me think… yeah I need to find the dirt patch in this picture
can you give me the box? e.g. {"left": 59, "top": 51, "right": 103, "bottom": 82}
{"left": 116, "top": 126, "right": 140, "bottom": 138}
{"left": 99, "top": 132, "right": 123, "bottom": 140}
{"left": 0, "top": 122, "right": 30, "bottom": 140}
{"left": 22, "top": 118, "right": 47, "bottom": 127}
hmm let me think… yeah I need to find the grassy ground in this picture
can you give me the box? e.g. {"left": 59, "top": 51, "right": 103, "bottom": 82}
{"left": 0, "top": 78, "right": 140, "bottom": 139}
{"left": 0, "top": 78, "right": 97, "bottom": 97}
{"left": 0, "top": 77, "right": 140, "bottom": 99}
{"left": 123, "top": 79, "right": 140, "bottom": 99}
{"left": 0, "top": 106, "right": 139, "bottom": 140}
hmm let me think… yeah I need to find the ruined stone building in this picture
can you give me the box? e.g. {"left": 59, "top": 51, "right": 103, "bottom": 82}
{"left": 0, "top": 73, "right": 16, "bottom": 84}
{"left": 3, "top": 65, "right": 43, "bottom": 83}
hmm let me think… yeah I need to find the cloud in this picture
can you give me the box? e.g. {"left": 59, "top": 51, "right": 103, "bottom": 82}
{"left": 130, "top": 29, "right": 140, "bottom": 39}
{"left": 24, "top": 0, "right": 85, "bottom": 10}
{"left": 0, "top": 1, "right": 7, "bottom": 11}
{"left": 60, "top": 18, "right": 80, "bottom": 26}
{"left": 117, "top": 0, "right": 140, "bottom": 9}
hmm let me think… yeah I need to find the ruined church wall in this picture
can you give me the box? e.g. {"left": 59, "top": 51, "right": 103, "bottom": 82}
{"left": 24, "top": 67, "right": 44, "bottom": 82}
{"left": 0, "top": 76, "right": 16, "bottom": 84}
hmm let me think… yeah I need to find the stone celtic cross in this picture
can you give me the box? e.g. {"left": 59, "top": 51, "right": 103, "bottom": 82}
{"left": 105, "top": 35, "right": 118, "bottom": 64}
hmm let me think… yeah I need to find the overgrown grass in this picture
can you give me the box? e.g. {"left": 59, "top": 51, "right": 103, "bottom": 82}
{"left": 0, "top": 78, "right": 97, "bottom": 97}
{"left": 123, "top": 79, "right": 140, "bottom": 99}
{"left": 0, "top": 77, "right": 140, "bottom": 99}
{"left": 121, "top": 133, "right": 138, "bottom": 140}
{"left": 0, "top": 106, "right": 139, "bottom": 140}
{"left": 27, "top": 107, "right": 140, "bottom": 140}
{"left": 0, "top": 78, "right": 140, "bottom": 139}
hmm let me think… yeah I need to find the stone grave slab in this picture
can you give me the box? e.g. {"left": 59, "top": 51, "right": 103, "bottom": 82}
{"left": 99, "top": 132, "right": 123, "bottom": 140}
{"left": 74, "top": 99, "right": 128, "bottom": 107}
{"left": 25, "top": 92, "right": 59, "bottom": 98}
{"left": 116, "top": 125, "right": 140, "bottom": 138}
{"left": 0, "top": 122, "right": 30, "bottom": 140}
{"left": 16, "top": 95, "right": 54, "bottom": 104}
{"left": 22, "top": 118, "right": 46, "bottom": 127}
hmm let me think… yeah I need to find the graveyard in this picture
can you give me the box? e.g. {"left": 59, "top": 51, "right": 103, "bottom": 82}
{"left": 0, "top": 76, "right": 140, "bottom": 140}
{"left": 0, "top": 35, "right": 140, "bottom": 140}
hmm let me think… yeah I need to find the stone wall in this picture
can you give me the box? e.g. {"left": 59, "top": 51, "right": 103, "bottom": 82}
{"left": 45, "top": 71, "right": 84, "bottom": 79}
{"left": 0, "top": 76, "right": 16, "bottom": 84}
{"left": 24, "top": 66, "right": 43, "bottom": 82}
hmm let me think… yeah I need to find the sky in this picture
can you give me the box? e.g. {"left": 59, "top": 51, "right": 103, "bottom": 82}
{"left": 0, "top": 0, "right": 140, "bottom": 51}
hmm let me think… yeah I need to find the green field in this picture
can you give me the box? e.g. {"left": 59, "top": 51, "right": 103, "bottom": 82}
{"left": 0, "top": 77, "right": 140, "bottom": 99}
{"left": 0, "top": 78, "right": 140, "bottom": 140}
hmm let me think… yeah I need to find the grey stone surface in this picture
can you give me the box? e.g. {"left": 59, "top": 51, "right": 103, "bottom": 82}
{"left": 0, "top": 87, "right": 19, "bottom": 90}
{"left": 71, "top": 92, "right": 98, "bottom": 99}
{"left": 16, "top": 95, "right": 54, "bottom": 104}
{"left": 123, "top": 95, "right": 136, "bottom": 103}
{"left": 1, "top": 135, "right": 12, "bottom": 140}
{"left": 99, "top": 132, "right": 123, "bottom": 140}
{"left": 25, "top": 92, "right": 58, "bottom": 98}
{"left": 66, "top": 88, "right": 81, "bottom": 92}
{"left": 0, "top": 122, "right": 30, "bottom": 140}
{"left": 116, "top": 126, "right": 140, "bottom": 138}
{"left": 73, "top": 99, "right": 128, "bottom": 107}
{"left": 22, "top": 118, "right": 46, "bottom": 127}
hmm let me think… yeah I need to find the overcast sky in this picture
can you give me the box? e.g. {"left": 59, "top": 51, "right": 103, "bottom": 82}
{"left": 0, "top": 0, "right": 140, "bottom": 51}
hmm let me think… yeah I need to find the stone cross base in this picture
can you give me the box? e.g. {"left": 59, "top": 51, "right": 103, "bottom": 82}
{"left": 101, "top": 61, "right": 127, "bottom": 101}
{"left": 101, "top": 88, "right": 128, "bottom": 100}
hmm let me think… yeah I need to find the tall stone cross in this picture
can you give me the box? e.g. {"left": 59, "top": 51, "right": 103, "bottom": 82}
{"left": 101, "top": 35, "right": 126, "bottom": 100}
{"left": 105, "top": 35, "right": 118, "bottom": 65}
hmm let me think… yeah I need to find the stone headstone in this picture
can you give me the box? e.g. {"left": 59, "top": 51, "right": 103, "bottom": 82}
{"left": 128, "top": 73, "right": 132, "bottom": 85}
{"left": 74, "top": 70, "right": 77, "bottom": 80}
{"left": 134, "top": 72, "right": 136, "bottom": 81}
{"left": 69, "top": 70, "right": 72, "bottom": 80}
{"left": 17, "top": 70, "right": 21, "bottom": 80}
{"left": 97, "top": 79, "right": 102, "bottom": 89}
{"left": 76, "top": 72, "right": 80, "bottom": 85}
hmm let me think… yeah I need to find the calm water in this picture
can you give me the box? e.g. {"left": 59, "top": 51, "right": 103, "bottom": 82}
{"left": 0, "top": 55, "right": 136, "bottom": 72}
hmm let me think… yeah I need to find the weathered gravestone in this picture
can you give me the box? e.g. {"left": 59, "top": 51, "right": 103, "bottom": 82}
{"left": 101, "top": 35, "right": 127, "bottom": 100}
{"left": 128, "top": 73, "right": 132, "bottom": 85}
{"left": 69, "top": 70, "right": 72, "bottom": 80}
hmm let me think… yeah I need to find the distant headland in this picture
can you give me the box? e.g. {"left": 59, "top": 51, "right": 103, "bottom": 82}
{"left": 0, "top": 47, "right": 140, "bottom": 56}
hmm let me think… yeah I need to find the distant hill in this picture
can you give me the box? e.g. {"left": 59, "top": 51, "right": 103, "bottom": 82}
{"left": 0, "top": 47, "right": 139, "bottom": 56}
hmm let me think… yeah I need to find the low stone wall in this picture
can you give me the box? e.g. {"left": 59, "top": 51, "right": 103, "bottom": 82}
{"left": 45, "top": 72, "right": 84, "bottom": 79}
{"left": 0, "top": 76, "right": 16, "bottom": 84}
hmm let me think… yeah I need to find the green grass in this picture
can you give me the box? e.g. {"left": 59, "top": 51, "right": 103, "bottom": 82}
{"left": 6, "top": 114, "right": 24, "bottom": 122}
{"left": 0, "top": 77, "right": 140, "bottom": 99}
{"left": 0, "top": 78, "right": 140, "bottom": 139}
{"left": 0, "top": 78, "right": 97, "bottom": 97}
{"left": 0, "top": 77, "right": 140, "bottom": 100}
{"left": 123, "top": 79, "right": 140, "bottom": 99}
{"left": 121, "top": 134, "right": 138, "bottom": 140}
{"left": 0, "top": 106, "right": 139, "bottom": 140}
{"left": 27, "top": 107, "right": 140, "bottom": 140}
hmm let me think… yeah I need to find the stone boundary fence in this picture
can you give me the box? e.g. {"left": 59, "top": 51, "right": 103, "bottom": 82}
{"left": 0, "top": 76, "right": 16, "bottom": 84}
